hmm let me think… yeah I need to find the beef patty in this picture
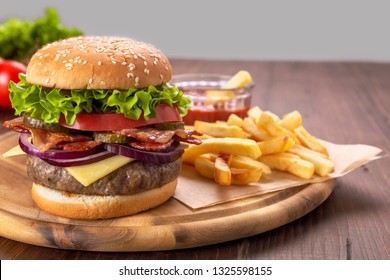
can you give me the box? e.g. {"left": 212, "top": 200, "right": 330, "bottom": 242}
{"left": 26, "top": 155, "right": 181, "bottom": 196}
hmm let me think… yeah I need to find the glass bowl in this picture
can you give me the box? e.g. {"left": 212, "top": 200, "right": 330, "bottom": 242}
{"left": 171, "top": 73, "right": 254, "bottom": 125}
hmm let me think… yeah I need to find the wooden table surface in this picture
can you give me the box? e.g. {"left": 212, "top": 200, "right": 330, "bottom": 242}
{"left": 0, "top": 59, "right": 389, "bottom": 260}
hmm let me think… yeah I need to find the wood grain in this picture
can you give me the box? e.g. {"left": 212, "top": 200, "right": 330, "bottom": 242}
{"left": 0, "top": 132, "right": 335, "bottom": 251}
{"left": 0, "top": 60, "right": 389, "bottom": 259}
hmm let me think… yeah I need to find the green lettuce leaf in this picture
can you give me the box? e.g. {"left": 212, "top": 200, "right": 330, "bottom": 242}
{"left": 9, "top": 74, "right": 191, "bottom": 125}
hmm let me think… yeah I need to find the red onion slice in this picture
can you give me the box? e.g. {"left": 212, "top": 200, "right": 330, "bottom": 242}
{"left": 43, "top": 151, "right": 114, "bottom": 167}
{"left": 104, "top": 142, "right": 184, "bottom": 164}
{"left": 19, "top": 133, "right": 103, "bottom": 160}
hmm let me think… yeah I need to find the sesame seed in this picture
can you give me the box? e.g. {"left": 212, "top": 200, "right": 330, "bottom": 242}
{"left": 144, "top": 68, "right": 150, "bottom": 75}
{"left": 143, "top": 61, "right": 147, "bottom": 66}
{"left": 100, "top": 80, "right": 106, "bottom": 85}
{"left": 51, "top": 71, "right": 56, "bottom": 76}
{"left": 65, "top": 63, "right": 73, "bottom": 70}
{"left": 98, "top": 61, "right": 102, "bottom": 65}
{"left": 121, "top": 62, "right": 127, "bottom": 65}
{"left": 45, "top": 78, "right": 50, "bottom": 84}
{"left": 129, "top": 63, "right": 135, "bottom": 70}
{"left": 127, "top": 72, "right": 134, "bottom": 78}
{"left": 135, "top": 76, "right": 139, "bottom": 86}
{"left": 160, "top": 74, "right": 164, "bottom": 81}
{"left": 88, "top": 78, "right": 93, "bottom": 84}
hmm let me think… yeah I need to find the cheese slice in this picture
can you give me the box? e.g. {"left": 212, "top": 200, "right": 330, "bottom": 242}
{"left": 65, "top": 155, "right": 134, "bottom": 186}
{"left": 2, "top": 144, "right": 134, "bottom": 186}
{"left": 2, "top": 144, "right": 25, "bottom": 157}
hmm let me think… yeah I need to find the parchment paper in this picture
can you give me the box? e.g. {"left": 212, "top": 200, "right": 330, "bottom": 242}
{"left": 174, "top": 140, "right": 384, "bottom": 209}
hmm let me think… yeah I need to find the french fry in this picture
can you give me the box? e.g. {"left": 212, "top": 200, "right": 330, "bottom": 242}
{"left": 279, "top": 110, "right": 302, "bottom": 131}
{"left": 223, "top": 70, "right": 253, "bottom": 89}
{"left": 184, "top": 125, "right": 213, "bottom": 140}
{"left": 205, "top": 70, "right": 253, "bottom": 103}
{"left": 194, "top": 120, "right": 249, "bottom": 138}
{"left": 229, "top": 154, "right": 272, "bottom": 174}
{"left": 287, "top": 145, "right": 334, "bottom": 176}
{"left": 294, "top": 125, "right": 329, "bottom": 157}
{"left": 182, "top": 137, "right": 261, "bottom": 165}
{"left": 257, "top": 136, "right": 295, "bottom": 155}
{"left": 205, "top": 90, "right": 235, "bottom": 102}
{"left": 226, "top": 114, "right": 244, "bottom": 128}
{"left": 247, "top": 106, "right": 263, "bottom": 121}
{"left": 214, "top": 156, "right": 232, "bottom": 185}
{"left": 194, "top": 154, "right": 264, "bottom": 185}
{"left": 194, "top": 155, "right": 215, "bottom": 180}
{"left": 242, "top": 117, "right": 271, "bottom": 141}
{"left": 264, "top": 110, "right": 280, "bottom": 122}
{"left": 230, "top": 168, "right": 263, "bottom": 185}
{"left": 259, "top": 153, "right": 315, "bottom": 179}
{"left": 202, "top": 153, "right": 271, "bottom": 174}
{"left": 256, "top": 112, "right": 299, "bottom": 143}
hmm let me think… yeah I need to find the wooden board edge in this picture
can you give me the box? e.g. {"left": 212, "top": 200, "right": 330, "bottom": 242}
{"left": 0, "top": 179, "right": 336, "bottom": 252}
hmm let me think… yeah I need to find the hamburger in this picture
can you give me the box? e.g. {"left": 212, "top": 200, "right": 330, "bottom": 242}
{"left": 4, "top": 36, "right": 200, "bottom": 219}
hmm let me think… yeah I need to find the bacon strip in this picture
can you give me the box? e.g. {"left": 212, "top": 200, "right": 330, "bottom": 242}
{"left": 116, "top": 127, "right": 202, "bottom": 146}
{"left": 4, "top": 116, "right": 202, "bottom": 153}
{"left": 117, "top": 127, "right": 175, "bottom": 143}
{"left": 3, "top": 116, "right": 93, "bottom": 152}
{"left": 130, "top": 139, "right": 174, "bottom": 151}
{"left": 30, "top": 128, "right": 92, "bottom": 152}
{"left": 3, "top": 116, "right": 30, "bottom": 133}
{"left": 57, "top": 140, "right": 103, "bottom": 151}
{"left": 174, "top": 129, "right": 203, "bottom": 145}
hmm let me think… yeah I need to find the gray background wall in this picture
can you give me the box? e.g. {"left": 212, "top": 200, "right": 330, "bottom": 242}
{"left": 1, "top": 0, "right": 389, "bottom": 61}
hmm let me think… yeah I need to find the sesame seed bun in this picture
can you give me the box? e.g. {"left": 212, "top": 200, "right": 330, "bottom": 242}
{"left": 26, "top": 36, "right": 172, "bottom": 90}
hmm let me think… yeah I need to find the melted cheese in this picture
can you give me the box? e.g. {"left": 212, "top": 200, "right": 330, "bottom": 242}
{"left": 2, "top": 144, "right": 25, "bottom": 157}
{"left": 65, "top": 155, "right": 134, "bottom": 186}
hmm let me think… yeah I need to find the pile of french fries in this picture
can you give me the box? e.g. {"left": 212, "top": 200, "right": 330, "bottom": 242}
{"left": 183, "top": 106, "right": 335, "bottom": 186}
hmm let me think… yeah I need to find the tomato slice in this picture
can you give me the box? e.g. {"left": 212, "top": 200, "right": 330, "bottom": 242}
{"left": 58, "top": 103, "right": 182, "bottom": 131}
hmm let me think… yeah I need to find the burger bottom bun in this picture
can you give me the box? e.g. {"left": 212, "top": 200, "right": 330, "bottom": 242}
{"left": 31, "top": 179, "right": 177, "bottom": 220}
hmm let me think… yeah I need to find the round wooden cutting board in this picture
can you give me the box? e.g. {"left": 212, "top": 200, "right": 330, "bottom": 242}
{"left": 0, "top": 132, "right": 335, "bottom": 252}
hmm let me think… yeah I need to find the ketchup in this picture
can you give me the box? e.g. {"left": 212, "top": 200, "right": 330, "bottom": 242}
{"left": 183, "top": 107, "right": 249, "bottom": 125}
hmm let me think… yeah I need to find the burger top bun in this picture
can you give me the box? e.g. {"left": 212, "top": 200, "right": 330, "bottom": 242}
{"left": 26, "top": 36, "right": 172, "bottom": 90}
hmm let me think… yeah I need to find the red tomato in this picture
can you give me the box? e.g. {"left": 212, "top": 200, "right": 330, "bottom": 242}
{"left": 0, "top": 60, "right": 27, "bottom": 109}
{"left": 58, "top": 103, "right": 182, "bottom": 131}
